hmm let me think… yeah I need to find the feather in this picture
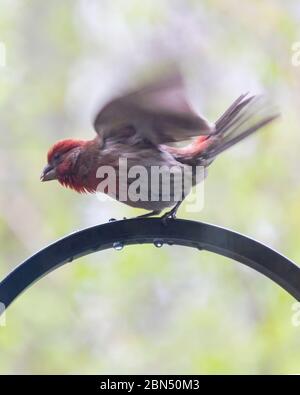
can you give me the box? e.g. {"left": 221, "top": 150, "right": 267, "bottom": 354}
{"left": 93, "top": 72, "right": 213, "bottom": 146}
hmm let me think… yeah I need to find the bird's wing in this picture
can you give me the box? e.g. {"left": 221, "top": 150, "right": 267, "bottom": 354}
{"left": 93, "top": 73, "right": 213, "bottom": 145}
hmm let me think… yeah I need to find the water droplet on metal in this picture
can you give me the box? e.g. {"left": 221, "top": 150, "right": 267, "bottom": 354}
{"left": 154, "top": 239, "right": 164, "bottom": 248}
{"left": 113, "top": 241, "right": 124, "bottom": 251}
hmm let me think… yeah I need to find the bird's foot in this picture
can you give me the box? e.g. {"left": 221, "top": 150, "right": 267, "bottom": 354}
{"left": 109, "top": 211, "right": 161, "bottom": 222}
{"left": 160, "top": 209, "right": 177, "bottom": 226}
{"left": 160, "top": 202, "right": 182, "bottom": 226}
{"left": 136, "top": 210, "right": 161, "bottom": 219}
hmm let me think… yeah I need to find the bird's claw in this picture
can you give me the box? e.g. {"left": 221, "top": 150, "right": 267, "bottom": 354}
{"left": 160, "top": 211, "right": 177, "bottom": 226}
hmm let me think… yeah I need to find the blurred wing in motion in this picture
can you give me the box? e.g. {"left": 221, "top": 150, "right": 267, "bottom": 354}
{"left": 93, "top": 73, "right": 213, "bottom": 146}
{"left": 202, "top": 93, "right": 280, "bottom": 160}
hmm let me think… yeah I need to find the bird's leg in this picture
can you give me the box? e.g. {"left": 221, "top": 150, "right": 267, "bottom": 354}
{"left": 160, "top": 201, "right": 183, "bottom": 225}
{"left": 136, "top": 210, "right": 161, "bottom": 218}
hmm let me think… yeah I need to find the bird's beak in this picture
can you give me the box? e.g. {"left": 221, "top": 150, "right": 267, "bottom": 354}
{"left": 40, "top": 164, "right": 57, "bottom": 182}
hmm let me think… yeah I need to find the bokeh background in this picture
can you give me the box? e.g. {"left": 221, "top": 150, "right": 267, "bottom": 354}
{"left": 0, "top": 0, "right": 300, "bottom": 374}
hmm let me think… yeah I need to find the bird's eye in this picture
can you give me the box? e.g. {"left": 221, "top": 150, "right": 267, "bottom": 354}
{"left": 53, "top": 153, "right": 60, "bottom": 161}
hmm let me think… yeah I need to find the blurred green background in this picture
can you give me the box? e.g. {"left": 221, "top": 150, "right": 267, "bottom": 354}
{"left": 1, "top": 0, "right": 300, "bottom": 374}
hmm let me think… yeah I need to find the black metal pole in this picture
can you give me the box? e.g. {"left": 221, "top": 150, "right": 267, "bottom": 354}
{"left": 0, "top": 218, "right": 299, "bottom": 315}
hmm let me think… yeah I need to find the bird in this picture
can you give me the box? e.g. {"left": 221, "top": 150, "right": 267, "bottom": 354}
{"left": 41, "top": 72, "right": 279, "bottom": 221}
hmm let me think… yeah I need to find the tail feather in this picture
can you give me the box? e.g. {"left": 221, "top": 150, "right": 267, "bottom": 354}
{"left": 215, "top": 93, "right": 250, "bottom": 131}
{"left": 203, "top": 94, "right": 280, "bottom": 161}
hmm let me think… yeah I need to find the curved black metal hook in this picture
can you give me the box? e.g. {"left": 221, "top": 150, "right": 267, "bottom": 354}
{"left": 0, "top": 218, "right": 300, "bottom": 315}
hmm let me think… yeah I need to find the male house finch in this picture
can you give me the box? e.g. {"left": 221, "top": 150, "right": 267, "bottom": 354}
{"left": 41, "top": 73, "right": 279, "bottom": 220}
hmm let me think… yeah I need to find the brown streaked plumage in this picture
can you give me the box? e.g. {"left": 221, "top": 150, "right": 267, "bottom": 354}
{"left": 41, "top": 72, "right": 279, "bottom": 219}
